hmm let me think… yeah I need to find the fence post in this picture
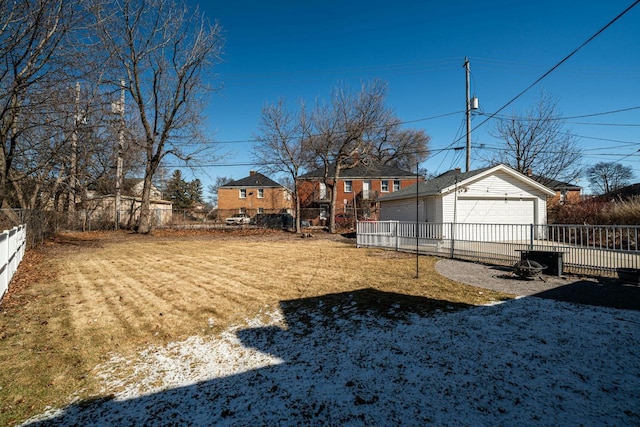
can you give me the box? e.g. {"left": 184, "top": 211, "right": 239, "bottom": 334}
{"left": 529, "top": 223, "right": 534, "bottom": 249}
{"left": 394, "top": 221, "right": 399, "bottom": 251}
{"left": 450, "top": 222, "right": 455, "bottom": 259}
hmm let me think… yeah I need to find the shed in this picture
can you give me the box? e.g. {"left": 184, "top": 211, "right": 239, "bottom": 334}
{"left": 379, "top": 164, "right": 555, "bottom": 228}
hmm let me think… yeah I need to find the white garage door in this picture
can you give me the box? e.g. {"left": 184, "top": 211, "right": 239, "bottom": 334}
{"left": 457, "top": 198, "right": 534, "bottom": 225}
{"left": 455, "top": 198, "right": 535, "bottom": 242}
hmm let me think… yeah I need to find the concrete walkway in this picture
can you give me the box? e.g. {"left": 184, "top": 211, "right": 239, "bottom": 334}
{"left": 435, "top": 258, "right": 640, "bottom": 311}
{"left": 435, "top": 258, "right": 580, "bottom": 296}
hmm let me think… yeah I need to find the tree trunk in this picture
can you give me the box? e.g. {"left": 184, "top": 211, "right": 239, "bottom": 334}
{"left": 328, "top": 164, "right": 342, "bottom": 233}
{"left": 294, "top": 184, "right": 301, "bottom": 233}
{"left": 136, "top": 166, "right": 155, "bottom": 234}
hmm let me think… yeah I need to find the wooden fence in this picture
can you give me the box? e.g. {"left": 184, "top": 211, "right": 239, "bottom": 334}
{"left": 357, "top": 221, "right": 640, "bottom": 276}
{"left": 0, "top": 225, "right": 27, "bottom": 303}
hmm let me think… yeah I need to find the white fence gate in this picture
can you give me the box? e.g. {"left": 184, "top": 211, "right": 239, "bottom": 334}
{"left": 0, "top": 225, "right": 27, "bottom": 303}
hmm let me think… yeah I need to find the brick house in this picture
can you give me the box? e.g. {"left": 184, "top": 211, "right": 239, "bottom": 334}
{"left": 528, "top": 172, "right": 582, "bottom": 208}
{"left": 297, "top": 163, "right": 421, "bottom": 224}
{"left": 217, "top": 171, "right": 293, "bottom": 218}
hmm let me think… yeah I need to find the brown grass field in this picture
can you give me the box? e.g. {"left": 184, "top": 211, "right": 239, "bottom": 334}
{"left": 0, "top": 229, "right": 512, "bottom": 426}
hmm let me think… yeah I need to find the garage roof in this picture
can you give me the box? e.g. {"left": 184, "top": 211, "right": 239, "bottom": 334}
{"left": 379, "top": 164, "right": 555, "bottom": 201}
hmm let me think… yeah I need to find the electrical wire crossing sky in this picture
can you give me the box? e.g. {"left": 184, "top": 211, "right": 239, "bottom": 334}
{"left": 175, "top": 0, "right": 640, "bottom": 195}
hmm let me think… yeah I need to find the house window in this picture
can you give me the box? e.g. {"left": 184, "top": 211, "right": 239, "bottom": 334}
{"left": 257, "top": 188, "right": 264, "bottom": 198}
{"left": 319, "top": 183, "right": 327, "bottom": 199}
{"left": 239, "top": 188, "right": 246, "bottom": 198}
{"left": 393, "top": 180, "right": 401, "bottom": 191}
{"left": 560, "top": 190, "right": 567, "bottom": 205}
{"left": 257, "top": 207, "right": 264, "bottom": 214}
{"left": 344, "top": 180, "right": 353, "bottom": 192}
{"left": 381, "top": 180, "right": 389, "bottom": 192}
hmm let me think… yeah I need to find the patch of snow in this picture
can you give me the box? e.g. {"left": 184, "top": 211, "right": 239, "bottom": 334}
{"left": 23, "top": 298, "right": 640, "bottom": 426}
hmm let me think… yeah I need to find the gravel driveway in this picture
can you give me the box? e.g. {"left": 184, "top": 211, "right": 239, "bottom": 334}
{"left": 435, "top": 258, "right": 640, "bottom": 311}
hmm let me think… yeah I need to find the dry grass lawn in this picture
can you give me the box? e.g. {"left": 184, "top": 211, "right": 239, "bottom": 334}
{"left": 0, "top": 229, "right": 512, "bottom": 426}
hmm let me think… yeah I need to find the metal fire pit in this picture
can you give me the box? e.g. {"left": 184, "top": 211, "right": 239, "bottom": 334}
{"left": 513, "top": 259, "right": 547, "bottom": 278}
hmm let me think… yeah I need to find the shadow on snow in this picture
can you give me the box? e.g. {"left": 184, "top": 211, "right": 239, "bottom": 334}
{"left": 25, "top": 288, "right": 640, "bottom": 426}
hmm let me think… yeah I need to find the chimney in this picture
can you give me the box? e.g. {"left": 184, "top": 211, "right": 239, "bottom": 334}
{"left": 454, "top": 167, "right": 461, "bottom": 174}
{"left": 250, "top": 170, "right": 256, "bottom": 176}
{"left": 526, "top": 168, "right": 532, "bottom": 177}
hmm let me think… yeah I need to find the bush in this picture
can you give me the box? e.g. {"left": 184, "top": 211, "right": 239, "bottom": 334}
{"left": 550, "top": 196, "right": 640, "bottom": 225}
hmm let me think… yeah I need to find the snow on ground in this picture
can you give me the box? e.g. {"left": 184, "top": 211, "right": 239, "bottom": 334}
{"left": 25, "top": 297, "right": 640, "bottom": 426}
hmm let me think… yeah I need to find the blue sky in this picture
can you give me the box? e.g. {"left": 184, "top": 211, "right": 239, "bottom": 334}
{"left": 177, "top": 0, "right": 640, "bottom": 195}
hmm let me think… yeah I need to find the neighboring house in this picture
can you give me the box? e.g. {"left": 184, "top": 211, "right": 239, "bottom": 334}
{"left": 600, "top": 183, "right": 640, "bottom": 201}
{"left": 84, "top": 195, "right": 173, "bottom": 228}
{"left": 124, "top": 178, "right": 163, "bottom": 200}
{"left": 527, "top": 172, "right": 582, "bottom": 208}
{"left": 378, "top": 164, "right": 555, "bottom": 234}
{"left": 84, "top": 178, "right": 172, "bottom": 228}
{"left": 297, "top": 163, "right": 421, "bottom": 224}
{"left": 217, "top": 171, "right": 293, "bottom": 217}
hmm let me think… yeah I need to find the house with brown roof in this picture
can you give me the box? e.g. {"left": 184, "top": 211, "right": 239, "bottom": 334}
{"left": 217, "top": 171, "right": 293, "bottom": 218}
{"left": 528, "top": 173, "right": 582, "bottom": 208}
{"left": 297, "top": 163, "right": 421, "bottom": 225}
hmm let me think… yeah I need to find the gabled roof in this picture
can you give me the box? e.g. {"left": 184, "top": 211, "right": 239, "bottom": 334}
{"left": 530, "top": 175, "right": 581, "bottom": 191}
{"left": 379, "top": 164, "right": 555, "bottom": 201}
{"left": 601, "top": 182, "right": 640, "bottom": 200}
{"left": 299, "top": 163, "right": 417, "bottom": 180}
{"left": 221, "top": 172, "right": 283, "bottom": 188}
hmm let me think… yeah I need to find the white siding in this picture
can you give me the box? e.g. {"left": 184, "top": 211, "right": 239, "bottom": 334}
{"left": 381, "top": 198, "right": 426, "bottom": 222}
{"left": 425, "top": 198, "right": 439, "bottom": 222}
{"left": 537, "top": 196, "right": 548, "bottom": 224}
{"left": 443, "top": 170, "right": 548, "bottom": 225}
{"left": 463, "top": 170, "right": 548, "bottom": 200}
{"left": 442, "top": 193, "right": 456, "bottom": 223}
{"left": 379, "top": 168, "right": 551, "bottom": 226}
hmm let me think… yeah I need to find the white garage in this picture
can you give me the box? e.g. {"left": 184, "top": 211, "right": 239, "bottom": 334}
{"left": 379, "top": 164, "right": 555, "bottom": 241}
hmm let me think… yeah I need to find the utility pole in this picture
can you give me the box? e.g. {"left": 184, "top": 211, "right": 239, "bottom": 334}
{"left": 464, "top": 57, "right": 471, "bottom": 172}
{"left": 115, "top": 79, "right": 125, "bottom": 230}
{"left": 68, "top": 82, "right": 80, "bottom": 212}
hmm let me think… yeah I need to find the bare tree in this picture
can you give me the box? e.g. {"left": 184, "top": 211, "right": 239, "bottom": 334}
{"left": 207, "top": 176, "right": 232, "bottom": 206}
{"left": 307, "top": 80, "right": 423, "bottom": 233}
{"left": 91, "top": 0, "right": 224, "bottom": 233}
{"left": 487, "top": 93, "right": 582, "bottom": 184}
{"left": 0, "top": 0, "right": 82, "bottom": 211}
{"left": 369, "top": 118, "right": 430, "bottom": 170}
{"left": 253, "top": 98, "right": 309, "bottom": 232}
{"left": 585, "top": 161, "right": 634, "bottom": 195}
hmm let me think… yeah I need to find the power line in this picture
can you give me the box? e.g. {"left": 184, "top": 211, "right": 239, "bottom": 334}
{"left": 477, "top": 106, "right": 640, "bottom": 122}
{"left": 162, "top": 145, "right": 465, "bottom": 169}
{"left": 457, "top": 0, "right": 640, "bottom": 145}
{"left": 168, "top": 110, "right": 464, "bottom": 146}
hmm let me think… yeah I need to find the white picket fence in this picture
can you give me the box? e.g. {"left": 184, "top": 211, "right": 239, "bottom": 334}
{"left": 0, "top": 225, "right": 27, "bottom": 303}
